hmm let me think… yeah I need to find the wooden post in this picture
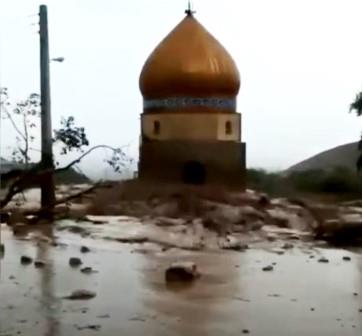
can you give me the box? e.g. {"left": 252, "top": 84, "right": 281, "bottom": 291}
{"left": 39, "top": 5, "right": 55, "bottom": 211}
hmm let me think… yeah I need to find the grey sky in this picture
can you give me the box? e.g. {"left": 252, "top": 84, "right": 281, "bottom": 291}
{"left": 1, "top": 0, "right": 362, "bottom": 179}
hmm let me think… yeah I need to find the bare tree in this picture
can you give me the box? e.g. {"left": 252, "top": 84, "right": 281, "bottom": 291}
{"left": 0, "top": 88, "right": 40, "bottom": 167}
{"left": 0, "top": 88, "right": 131, "bottom": 212}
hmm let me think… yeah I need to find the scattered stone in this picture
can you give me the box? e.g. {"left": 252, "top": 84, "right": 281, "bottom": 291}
{"left": 20, "top": 256, "right": 33, "bottom": 265}
{"left": 309, "top": 255, "right": 315, "bottom": 259}
{"left": 80, "top": 267, "right": 97, "bottom": 274}
{"left": 63, "top": 289, "right": 97, "bottom": 300}
{"left": 242, "top": 329, "right": 250, "bottom": 334}
{"left": 69, "top": 257, "right": 82, "bottom": 267}
{"left": 318, "top": 257, "right": 329, "bottom": 263}
{"left": 165, "top": 262, "right": 200, "bottom": 282}
{"left": 358, "top": 308, "right": 362, "bottom": 313}
{"left": 9, "top": 275, "right": 16, "bottom": 280}
{"left": 310, "top": 308, "right": 315, "bottom": 311}
{"left": 353, "top": 292, "right": 358, "bottom": 296}
{"left": 282, "top": 243, "right": 294, "bottom": 250}
{"left": 76, "top": 324, "right": 101, "bottom": 331}
{"left": 220, "top": 237, "right": 248, "bottom": 251}
{"left": 34, "top": 260, "right": 46, "bottom": 268}
{"left": 0, "top": 244, "right": 4, "bottom": 255}
{"left": 80, "top": 246, "right": 90, "bottom": 253}
{"left": 262, "top": 265, "right": 274, "bottom": 272}
{"left": 342, "top": 256, "right": 351, "bottom": 261}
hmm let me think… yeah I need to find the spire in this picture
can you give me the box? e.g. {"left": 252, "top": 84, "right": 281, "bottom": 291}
{"left": 185, "top": 0, "right": 196, "bottom": 16}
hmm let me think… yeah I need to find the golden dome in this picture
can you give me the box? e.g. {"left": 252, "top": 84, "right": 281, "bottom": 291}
{"left": 139, "top": 13, "right": 240, "bottom": 110}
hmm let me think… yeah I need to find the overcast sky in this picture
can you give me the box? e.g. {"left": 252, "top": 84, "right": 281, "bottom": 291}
{"left": 1, "top": 0, "right": 362, "bottom": 179}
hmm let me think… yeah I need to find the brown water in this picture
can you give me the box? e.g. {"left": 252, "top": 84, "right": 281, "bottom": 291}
{"left": 0, "top": 222, "right": 362, "bottom": 336}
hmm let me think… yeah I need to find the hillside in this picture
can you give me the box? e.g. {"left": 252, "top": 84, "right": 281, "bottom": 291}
{"left": 287, "top": 142, "right": 359, "bottom": 173}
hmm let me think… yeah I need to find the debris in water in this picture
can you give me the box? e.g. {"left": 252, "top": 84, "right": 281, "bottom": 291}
{"left": 20, "top": 256, "right": 33, "bottom": 265}
{"left": 165, "top": 262, "right": 200, "bottom": 282}
{"left": 282, "top": 243, "right": 294, "bottom": 250}
{"left": 63, "top": 289, "right": 96, "bottom": 300}
{"left": 262, "top": 265, "right": 274, "bottom": 272}
{"left": 80, "top": 246, "right": 90, "bottom": 253}
{"left": 318, "top": 257, "right": 329, "bottom": 263}
{"left": 80, "top": 267, "right": 97, "bottom": 274}
{"left": 69, "top": 257, "right": 82, "bottom": 267}
{"left": 34, "top": 260, "right": 46, "bottom": 268}
{"left": 76, "top": 324, "right": 101, "bottom": 331}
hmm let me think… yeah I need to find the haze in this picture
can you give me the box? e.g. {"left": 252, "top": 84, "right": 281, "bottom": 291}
{"left": 1, "top": 0, "right": 362, "bottom": 179}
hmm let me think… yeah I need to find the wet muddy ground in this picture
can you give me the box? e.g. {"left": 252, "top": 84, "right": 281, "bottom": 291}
{"left": 1, "top": 221, "right": 362, "bottom": 336}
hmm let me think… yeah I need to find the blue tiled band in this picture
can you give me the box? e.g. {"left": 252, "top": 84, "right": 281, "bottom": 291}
{"left": 144, "top": 97, "right": 236, "bottom": 110}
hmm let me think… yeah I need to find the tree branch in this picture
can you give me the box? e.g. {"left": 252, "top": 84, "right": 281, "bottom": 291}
{"left": 0, "top": 144, "right": 124, "bottom": 210}
{"left": 2, "top": 106, "right": 27, "bottom": 142}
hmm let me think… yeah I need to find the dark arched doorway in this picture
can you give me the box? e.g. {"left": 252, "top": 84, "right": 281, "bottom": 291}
{"left": 182, "top": 161, "right": 206, "bottom": 185}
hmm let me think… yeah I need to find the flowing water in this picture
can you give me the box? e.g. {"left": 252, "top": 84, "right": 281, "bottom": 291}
{"left": 0, "top": 221, "right": 361, "bottom": 336}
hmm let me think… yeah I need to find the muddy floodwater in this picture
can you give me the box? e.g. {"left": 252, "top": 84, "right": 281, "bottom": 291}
{"left": 1, "top": 221, "right": 362, "bottom": 336}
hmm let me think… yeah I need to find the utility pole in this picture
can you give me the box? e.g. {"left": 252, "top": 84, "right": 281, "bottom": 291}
{"left": 39, "top": 4, "right": 55, "bottom": 211}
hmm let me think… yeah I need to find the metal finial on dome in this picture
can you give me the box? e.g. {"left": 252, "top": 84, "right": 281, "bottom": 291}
{"left": 185, "top": 1, "right": 196, "bottom": 16}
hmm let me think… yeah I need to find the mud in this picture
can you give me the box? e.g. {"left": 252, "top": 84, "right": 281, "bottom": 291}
{"left": 1, "top": 221, "right": 362, "bottom": 336}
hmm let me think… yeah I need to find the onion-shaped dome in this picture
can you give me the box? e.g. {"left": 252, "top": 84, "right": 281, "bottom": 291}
{"left": 139, "top": 12, "right": 240, "bottom": 113}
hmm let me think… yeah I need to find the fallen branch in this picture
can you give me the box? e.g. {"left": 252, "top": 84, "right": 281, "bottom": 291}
{"left": 0, "top": 144, "right": 124, "bottom": 210}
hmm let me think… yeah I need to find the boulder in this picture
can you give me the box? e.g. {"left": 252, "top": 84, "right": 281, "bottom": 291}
{"left": 20, "top": 255, "right": 33, "bottom": 265}
{"left": 80, "top": 246, "right": 90, "bottom": 253}
{"left": 69, "top": 257, "right": 82, "bottom": 267}
{"left": 219, "top": 236, "right": 248, "bottom": 251}
{"left": 165, "top": 262, "right": 200, "bottom": 282}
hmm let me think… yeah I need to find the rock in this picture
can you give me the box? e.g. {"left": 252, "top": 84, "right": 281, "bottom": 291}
{"left": 69, "top": 257, "right": 82, "bottom": 267}
{"left": 266, "top": 209, "right": 290, "bottom": 227}
{"left": 282, "top": 243, "right": 294, "bottom": 250}
{"left": 262, "top": 265, "right": 274, "bottom": 272}
{"left": 242, "top": 329, "right": 250, "bottom": 334}
{"left": 63, "top": 289, "right": 96, "bottom": 300}
{"left": 20, "top": 256, "right": 33, "bottom": 265}
{"left": 76, "top": 324, "right": 101, "bottom": 331}
{"left": 219, "top": 236, "right": 248, "bottom": 251}
{"left": 165, "top": 262, "right": 200, "bottom": 282}
{"left": 80, "top": 246, "right": 90, "bottom": 253}
{"left": 34, "top": 260, "right": 46, "bottom": 268}
{"left": 342, "top": 256, "right": 351, "bottom": 261}
{"left": 318, "top": 257, "right": 329, "bottom": 263}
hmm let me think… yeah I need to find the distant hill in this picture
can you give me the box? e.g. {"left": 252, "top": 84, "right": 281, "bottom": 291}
{"left": 287, "top": 142, "right": 359, "bottom": 173}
